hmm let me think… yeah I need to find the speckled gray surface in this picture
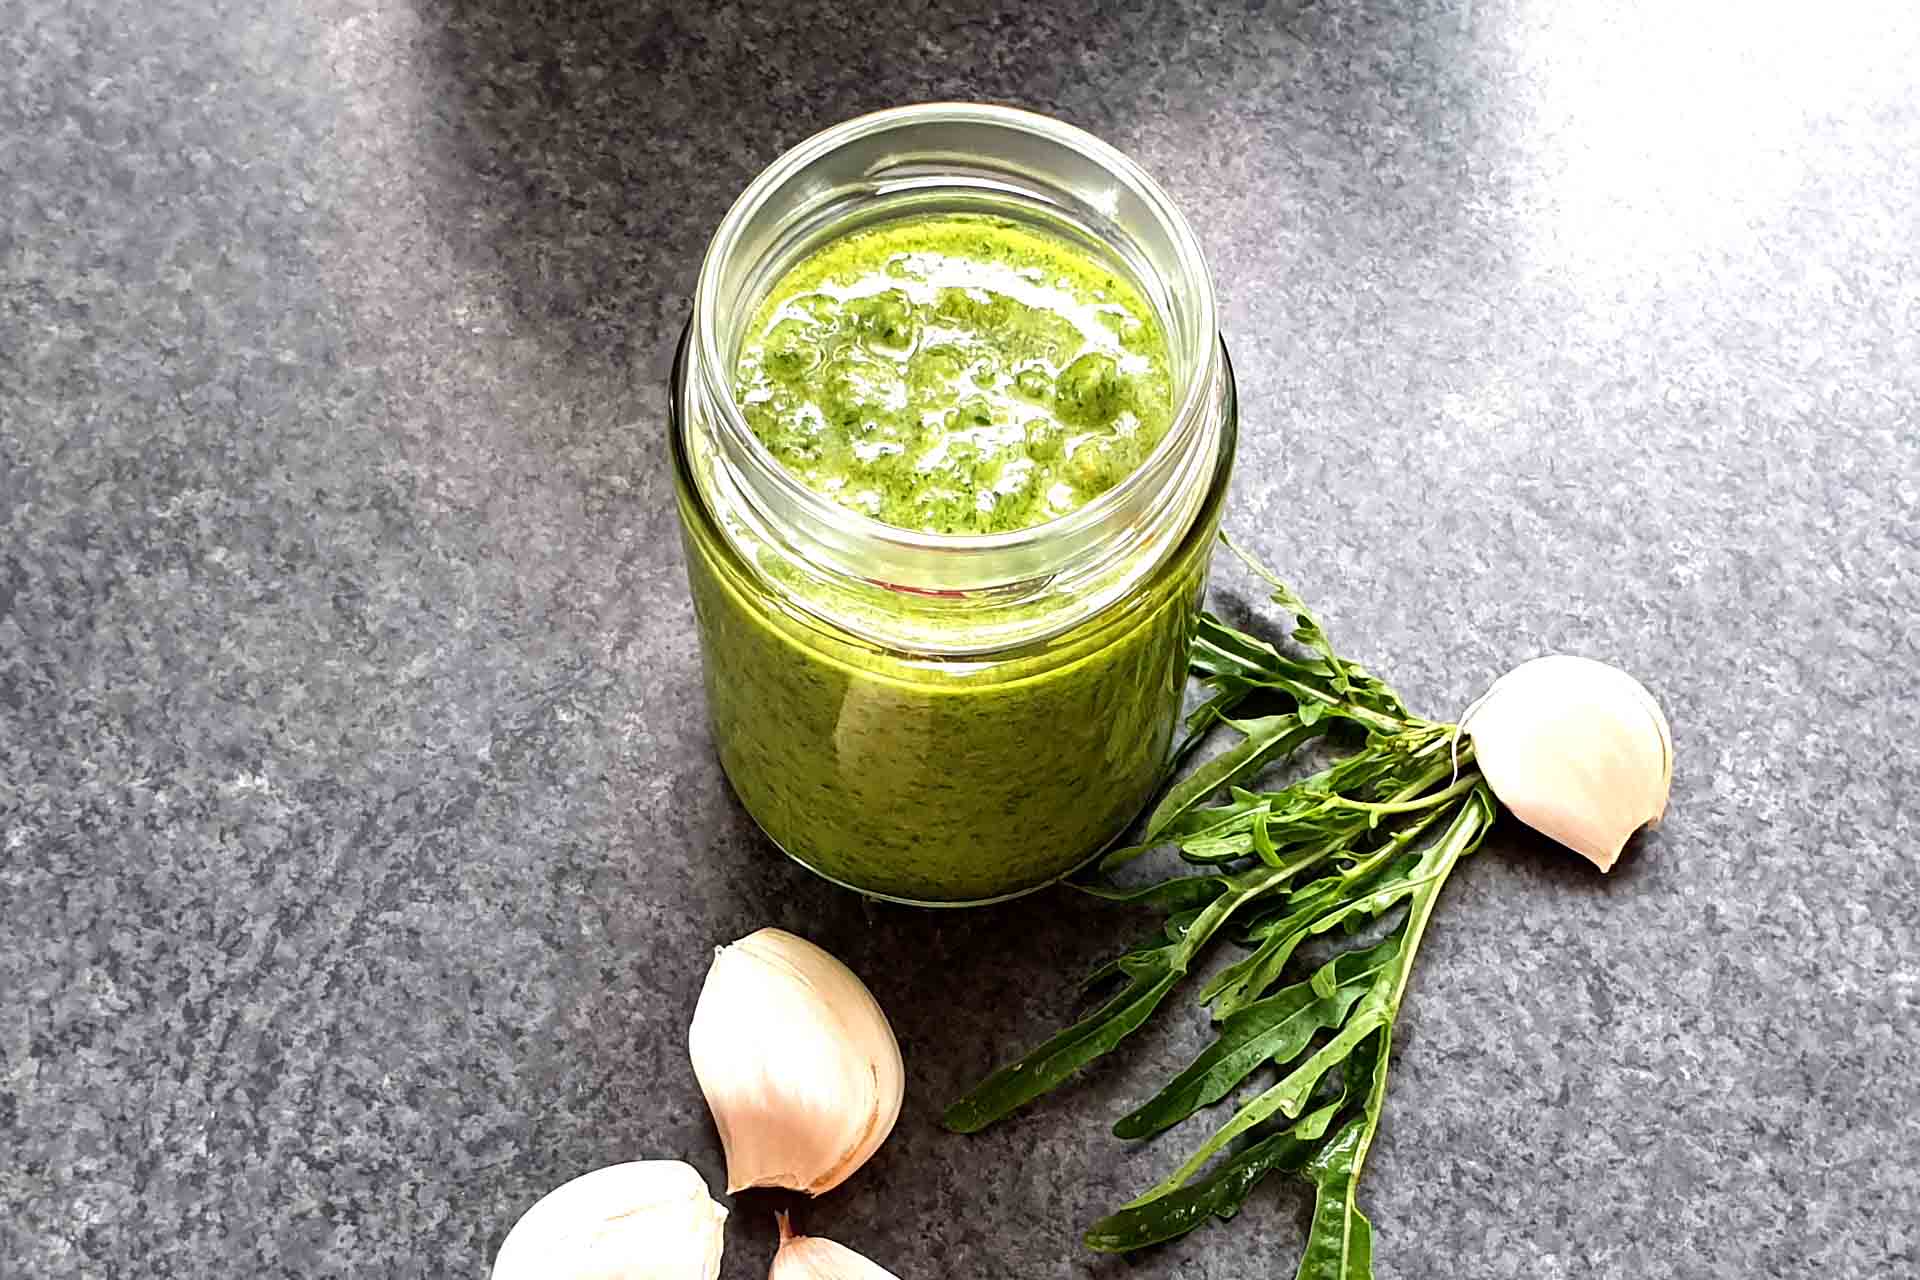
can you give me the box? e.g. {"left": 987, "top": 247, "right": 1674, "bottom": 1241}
{"left": 4, "top": 0, "right": 1918, "bottom": 1276}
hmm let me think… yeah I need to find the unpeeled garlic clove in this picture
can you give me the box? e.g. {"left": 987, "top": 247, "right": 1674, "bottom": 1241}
{"left": 1463, "top": 654, "right": 1673, "bottom": 872}
{"left": 492, "top": 1160, "right": 726, "bottom": 1280}
{"left": 768, "top": 1211, "right": 903, "bottom": 1280}
{"left": 688, "top": 928, "right": 904, "bottom": 1196}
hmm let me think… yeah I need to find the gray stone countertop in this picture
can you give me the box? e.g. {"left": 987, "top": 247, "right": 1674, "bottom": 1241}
{"left": 4, "top": 1, "right": 1917, "bottom": 1276}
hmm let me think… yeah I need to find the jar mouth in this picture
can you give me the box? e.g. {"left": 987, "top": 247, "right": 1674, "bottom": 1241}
{"left": 691, "top": 102, "right": 1220, "bottom": 592}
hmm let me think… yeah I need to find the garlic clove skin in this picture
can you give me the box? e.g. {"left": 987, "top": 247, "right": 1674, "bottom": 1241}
{"left": 768, "top": 1212, "right": 903, "bottom": 1280}
{"left": 1463, "top": 655, "right": 1673, "bottom": 872}
{"left": 688, "top": 928, "right": 904, "bottom": 1196}
{"left": 492, "top": 1160, "right": 726, "bottom": 1280}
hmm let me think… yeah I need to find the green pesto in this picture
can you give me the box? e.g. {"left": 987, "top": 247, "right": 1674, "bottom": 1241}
{"left": 677, "top": 477, "right": 1222, "bottom": 904}
{"left": 734, "top": 215, "right": 1175, "bottom": 535}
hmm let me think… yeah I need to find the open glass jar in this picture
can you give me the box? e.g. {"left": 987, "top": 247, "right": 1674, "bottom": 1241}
{"left": 671, "top": 104, "right": 1236, "bottom": 905}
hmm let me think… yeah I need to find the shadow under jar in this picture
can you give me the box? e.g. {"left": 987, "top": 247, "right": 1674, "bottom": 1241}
{"left": 671, "top": 104, "right": 1237, "bottom": 906}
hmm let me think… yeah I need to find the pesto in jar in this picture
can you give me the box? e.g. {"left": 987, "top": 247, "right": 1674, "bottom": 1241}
{"left": 679, "top": 483, "right": 1218, "bottom": 904}
{"left": 733, "top": 215, "right": 1175, "bottom": 535}
{"left": 675, "top": 211, "right": 1228, "bottom": 904}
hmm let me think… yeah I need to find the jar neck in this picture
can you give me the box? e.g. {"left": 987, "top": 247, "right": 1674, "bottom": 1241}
{"left": 673, "top": 329, "right": 1236, "bottom": 656}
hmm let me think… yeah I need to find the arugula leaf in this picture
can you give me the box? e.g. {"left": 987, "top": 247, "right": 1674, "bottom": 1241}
{"left": 1202, "top": 839, "right": 1409, "bottom": 1017}
{"left": 1159, "top": 786, "right": 1272, "bottom": 843}
{"left": 946, "top": 860, "right": 1303, "bottom": 1133}
{"left": 1222, "top": 533, "right": 1355, "bottom": 691}
{"left": 1177, "top": 836, "right": 1256, "bottom": 865}
{"left": 942, "top": 955, "right": 1183, "bottom": 1134}
{"left": 1075, "top": 871, "right": 1232, "bottom": 914}
{"left": 1193, "top": 613, "right": 1338, "bottom": 685}
{"left": 1113, "top": 936, "right": 1400, "bottom": 1139}
{"left": 1249, "top": 807, "right": 1281, "bottom": 867}
{"left": 1076, "top": 929, "right": 1172, "bottom": 993}
{"left": 1103, "top": 717, "right": 1322, "bottom": 873}
{"left": 1140, "top": 714, "right": 1321, "bottom": 845}
{"left": 1296, "top": 1112, "right": 1378, "bottom": 1280}
{"left": 1149, "top": 991, "right": 1393, "bottom": 1195}
{"left": 1083, "top": 1126, "right": 1318, "bottom": 1253}
{"left": 1170, "top": 678, "right": 1258, "bottom": 768}
{"left": 1088, "top": 1026, "right": 1376, "bottom": 1255}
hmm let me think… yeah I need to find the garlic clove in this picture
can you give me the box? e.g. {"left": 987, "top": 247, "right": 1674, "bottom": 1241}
{"left": 492, "top": 1160, "right": 726, "bottom": 1280}
{"left": 768, "top": 1211, "right": 903, "bottom": 1280}
{"left": 688, "top": 928, "right": 904, "bottom": 1196}
{"left": 1463, "top": 655, "right": 1674, "bottom": 872}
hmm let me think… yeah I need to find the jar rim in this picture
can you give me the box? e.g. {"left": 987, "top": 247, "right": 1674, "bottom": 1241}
{"left": 690, "top": 102, "right": 1220, "bottom": 576}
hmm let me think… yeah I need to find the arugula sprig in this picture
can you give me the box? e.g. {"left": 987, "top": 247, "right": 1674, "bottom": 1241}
{"left": 942, "top": 540, "right": 1497, "bottom": 1278}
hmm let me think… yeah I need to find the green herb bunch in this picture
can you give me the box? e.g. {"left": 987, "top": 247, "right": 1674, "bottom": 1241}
{"left": 943, "top": 537, "right": 1498, "bottom": 1278}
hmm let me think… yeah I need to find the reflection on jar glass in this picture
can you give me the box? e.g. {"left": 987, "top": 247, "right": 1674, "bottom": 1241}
{"left": 670, "top": 103, "right": 1238, "bottom": 906}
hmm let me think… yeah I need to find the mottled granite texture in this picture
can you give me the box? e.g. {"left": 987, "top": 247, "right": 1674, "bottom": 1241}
{"left": 3, "top": 0, "right": 1917, "bottom": 1276}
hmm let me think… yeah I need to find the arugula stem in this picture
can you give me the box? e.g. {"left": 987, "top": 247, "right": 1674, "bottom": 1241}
{"left": 1323, "top": 772, "right": 1480, "bottom": 815}
{"left": 1254, "top": 672, "right": 1405, "bottom": 735}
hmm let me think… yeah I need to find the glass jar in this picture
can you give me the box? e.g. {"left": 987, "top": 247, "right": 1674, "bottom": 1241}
{"left": 670, "top": 103, "right": 1237, "bottom": 906}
